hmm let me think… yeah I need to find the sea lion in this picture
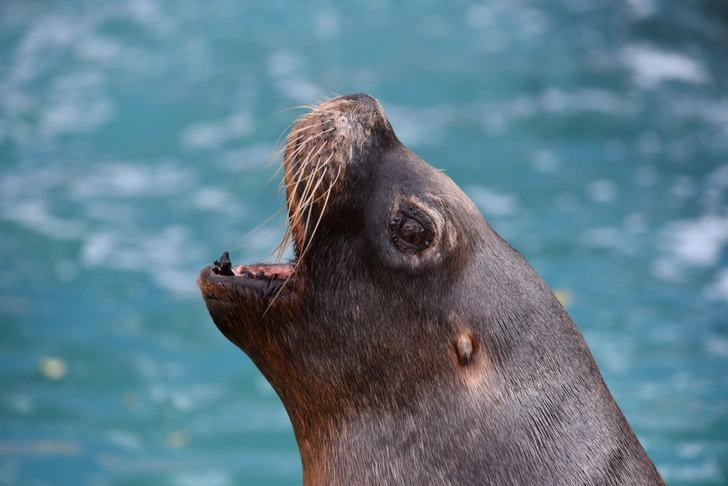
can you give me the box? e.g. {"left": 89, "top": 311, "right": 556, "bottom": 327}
{"left": 198, "top": 93, "right": 665, "bottom": 485}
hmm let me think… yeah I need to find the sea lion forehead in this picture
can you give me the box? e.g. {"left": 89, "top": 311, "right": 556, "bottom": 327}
{"left": 311, "top": 93, "right": 389, "bottom": 135}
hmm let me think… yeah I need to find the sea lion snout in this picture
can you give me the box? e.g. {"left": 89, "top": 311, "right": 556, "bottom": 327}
{"left": 281, "top": 93, "right": 396, "bottom": 258}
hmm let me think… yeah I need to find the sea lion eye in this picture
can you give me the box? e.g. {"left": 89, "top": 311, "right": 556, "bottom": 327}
{"left": 390, "top": 209, "right": 433, "bottom": 254}
{"left": 400, "top": 217, "right": 426, "bottom": 247}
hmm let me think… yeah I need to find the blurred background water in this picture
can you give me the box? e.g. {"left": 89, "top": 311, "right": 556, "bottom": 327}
{"left": 1, "top": 0, "right": 727, "bottom": 484}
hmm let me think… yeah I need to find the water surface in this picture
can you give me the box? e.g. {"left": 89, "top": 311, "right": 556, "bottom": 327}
{"left": 1, "top": 1, "right": 727, "bottom": 484}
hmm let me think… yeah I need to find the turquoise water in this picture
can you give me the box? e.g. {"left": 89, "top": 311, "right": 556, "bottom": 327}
{"left": 1, "top": 0, "right": 727, "bottom": 484}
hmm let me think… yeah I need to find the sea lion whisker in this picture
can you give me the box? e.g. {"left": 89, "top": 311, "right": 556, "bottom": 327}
{"left": 228, "top": 206, "right": 289, "bottom": 251}
{"left": 264, "top": 150, "right": 339, "bottom": 324}
{"left": 286, "top": 136, "right": 331, "bottom": 200}
{"left": 292, "top": 162, "right": 328, "bottom": 241}
{"left": 274, "top": 104, "right": 318, "bottom": 116}
{"left": 303, "top": 158, "right": 341, "bottom": 247}
{"left": 264, "top": 118, "right": 326, "bottom": 195}
{"left": 279, "top": 127, "right": 335, "bottom": 181}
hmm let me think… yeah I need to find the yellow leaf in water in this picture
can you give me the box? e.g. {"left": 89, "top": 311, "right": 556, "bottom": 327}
{"left": 553, "top": 289, "right": 573, "bottom": 309}
{"left": 166, "top": 430, "right": 189, "bottom": 449}
{"left": 38, "top": 357, "right": 68, "bottom": 380}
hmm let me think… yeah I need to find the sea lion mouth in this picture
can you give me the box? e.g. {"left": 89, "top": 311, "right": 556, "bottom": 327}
{"left": 212, "top": 251, "right": 296, "bottom": 281}
{"left": 198, "top": 250, "right": 299, "bottom": 303}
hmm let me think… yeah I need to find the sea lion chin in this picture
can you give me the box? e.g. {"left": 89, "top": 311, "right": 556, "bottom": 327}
{"left": 198, "top": 93, "right": 665, "bottom": 485}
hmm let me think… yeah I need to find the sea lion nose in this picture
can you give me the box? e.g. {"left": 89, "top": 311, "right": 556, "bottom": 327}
{"left": 338, "top": 93, "right": 377, "bottom": 104}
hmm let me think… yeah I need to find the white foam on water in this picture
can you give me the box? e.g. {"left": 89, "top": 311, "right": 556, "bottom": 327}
{"left": 136, "top": 357, "right": 185, "bottom": 383}
{"left": 653, "top": 211, "right": 728, "bottom": 287}
{"left": 2, "top": 13, "right": 123, "bottom": 142}
{"left": 219, "top": 143, "right": 278, "bottom": 172}
{"left": 81, "top": 225, "right": 203, "bottom": 295}
{"left": 3, "top": 200, "right": 87, "bottom": 241}
{"left": 2, "top": 157, "right": 263, "bottom": 296}
{"left": 127, "top": 0, "right": 173, "bottom": 35}
{"left": 5, "top": 393, "right": 36, "bottom": 415}
{"left": 541, "top": 88, "right": 566, "bottom": 113}
{"left": 193, "top": 187, "right": 237, "bottom": 212}
{"left": 580, "top": 227, "right": 625, "bottom": 251}
{"left": 266, "top": 51, "right": 324, "bottom": 103}
{"left": 621, "top": 44, "right": 711, "bottom": 88}
{"left": 658, "top": 460, "right": 721, "bottom": 483}
{"left": 465, "top": 186, "right": 519, "bottom": 217}
{"left": 520, "top": 8, "right": 549, "bottom": 38}
{"left": 107, "top": 430, "right": 144, "bottom": 451}
{"left": 384, "top": 104, "right": 450, "bottom": 147}
{"left": 172, "top": 471, "right": 231, "bottom": 486}
{"left": 570, "top": 88, "right": 636, "bottom": 115}
{"left": 651, "top": 257, "right": 683, "bottom": 282}
{"left": 625, "top": 0, "right": 657, "bottom": 19}
{"left": 660, "top": 215, "right": 728, "bottom": 267}
{"left": 277, "top": 78, "right": 325, "bottom": 104}
{"left": 153, "top": 269, "right": 201, "bottom": 295}
{"left": 480, "top": 89, "right": 639, "bottom": 136}
{"left": 586, "top": 179, "right": 618, "bottom": 203}
{"left": 314, "top": 10, "right": 342, "bottom": 41}
{"left": 70, "top": 162, "right": 194, "bottom": 199}
{"left": 529, "top": 150, "right": 560, "bottom": 173}
{"left": 703, "top": 164, "right": 728, "bottom": 212}
{"left": 9, "top": 15, "right": 79, "bottom": 84}
{"left": 704, "top": 269, "right": 728, "bottom": 303}
{"left": 181, "top": 112, "right": 255, "bottom": 150}
{"left": 166, "top": 383, "right": 224, "bottom": 411}
{"left": 266, "top": 51, "right": 302, "bottom": 78}
{"left": 466, "top": 5, "right": 495, "bottom": 30}
{"left": 705, "top": 332, "right": 728, "bottom": 356}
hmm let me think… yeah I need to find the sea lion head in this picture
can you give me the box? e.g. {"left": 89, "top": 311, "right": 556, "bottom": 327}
{"left": 199, "top": 93, "right": 502, "bottom": 410}
{"left": 198, "top": 93, "right": 664, "bottom": 484}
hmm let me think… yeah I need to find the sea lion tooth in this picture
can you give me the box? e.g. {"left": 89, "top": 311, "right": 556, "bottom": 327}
{"left": 216, "top": 251, "right": 234, "bottom": 276}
